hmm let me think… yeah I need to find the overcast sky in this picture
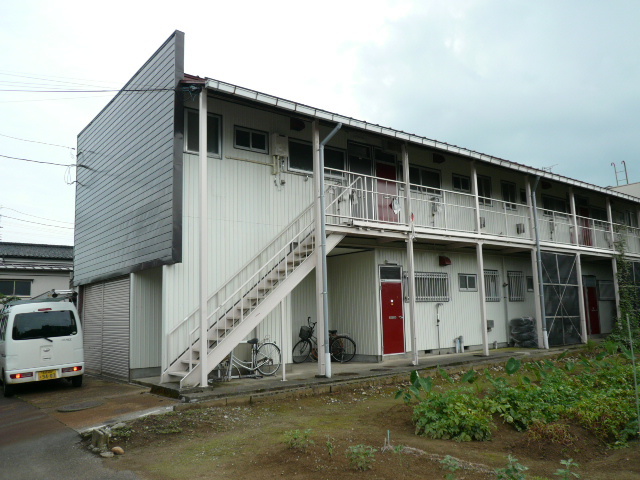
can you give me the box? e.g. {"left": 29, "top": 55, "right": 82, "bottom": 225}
{"left": 1, "top": 1, "right": 639, "bottom": 246}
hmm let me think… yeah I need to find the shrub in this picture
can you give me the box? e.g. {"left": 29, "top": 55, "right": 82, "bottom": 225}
{"left": 412, "top": 388, "right": 495, "bottom": 441}
{"left": 345, "top": 444, "right": 377, "bottom": 471}
{"left": 283, "top": 429, "right": 314, "bottom": 451}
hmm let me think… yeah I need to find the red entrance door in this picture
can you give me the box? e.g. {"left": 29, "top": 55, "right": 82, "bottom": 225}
{"left": 381, "top": 282, "right": 405, "bottom": 354}
{"left": 584, "top": 286, "right": 601, "bottom": 334}
{"left": 376, "top": 163, "right": 398, "bottom": 223}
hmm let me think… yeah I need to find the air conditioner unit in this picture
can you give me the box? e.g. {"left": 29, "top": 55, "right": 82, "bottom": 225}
{"left": 271, "top": 133, "right": 289, "bottom": 157}
{"left": 516, "top": 223, "right": 526, "bottom": 234}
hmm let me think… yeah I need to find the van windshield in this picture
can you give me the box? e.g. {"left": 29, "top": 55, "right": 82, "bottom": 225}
{"left": 12, "top": 310, "right": 77, "bottom": 340}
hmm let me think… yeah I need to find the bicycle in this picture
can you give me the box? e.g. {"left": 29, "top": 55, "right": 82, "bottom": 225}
{"left": 215, "top": 337, "right": 282, "bottom": 380}
{"left": 292, "top": 316, "right": 356, "bottom": 364}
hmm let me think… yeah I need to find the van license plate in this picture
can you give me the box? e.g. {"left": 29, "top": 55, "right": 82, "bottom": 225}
{"left": 39, "top": 370, "right": 57, "bottom": 381}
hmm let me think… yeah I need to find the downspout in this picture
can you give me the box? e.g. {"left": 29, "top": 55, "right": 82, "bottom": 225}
{"left": 319, "top": 122, "right": 343, "bottom": 378}
{"left": 531, "top": 176, "right": 549, "bottom": 349}
{"left": 198, "top": 88, "right": 209, "bottom": 386}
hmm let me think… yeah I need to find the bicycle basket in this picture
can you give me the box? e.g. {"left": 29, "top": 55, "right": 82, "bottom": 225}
{"left": 299, "top": 325, "right": 312, "bottom": 340}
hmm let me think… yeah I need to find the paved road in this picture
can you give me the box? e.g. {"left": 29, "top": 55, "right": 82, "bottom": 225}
{"left": 0, "top": 394, "right": 140, "bottom": 480}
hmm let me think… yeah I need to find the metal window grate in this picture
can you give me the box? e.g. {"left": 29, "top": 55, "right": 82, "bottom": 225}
{"left": 484, "top": 270, "right": 500, "bottom": 302}
{"left": 415, "top": 272, "right": 449, "bottom": 302}
{"left": 508, "top": 271, "right": 525, "bottom": 302}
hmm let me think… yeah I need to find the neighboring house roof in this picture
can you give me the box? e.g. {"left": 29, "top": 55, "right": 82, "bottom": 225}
{"left": 0, "top": 242, "right": 73, "bottom": 261}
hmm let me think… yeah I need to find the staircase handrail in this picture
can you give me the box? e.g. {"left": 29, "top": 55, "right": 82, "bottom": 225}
{"left": 166, "top": 201, "right": 315, "bottom": 338}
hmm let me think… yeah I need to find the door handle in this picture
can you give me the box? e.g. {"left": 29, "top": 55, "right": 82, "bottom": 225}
{"left": 399, "top": 316, "right": 404, "bottom": 319}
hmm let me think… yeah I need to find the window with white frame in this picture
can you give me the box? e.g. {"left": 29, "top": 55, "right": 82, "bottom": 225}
{"left": 501, "top": 181, "right": 517, "bottom": 210}
{"left": 452, "top": 174, "right": 471, "bottom": 193}
{"left": 410, "top": 166, "right": 441, "bottom": 194}
{"left": 458, "top": 273, "right": 478, "bottom": 292}
{"left": 477, "top": 175, "right": 492, "bottom": 206}
{"left": 288, "top": 139, "right": 345, "bottom": 174}
{"left": 415, "top": 272, "right": 449, "bottom": 302}
{"left": 484, "top": 270, "right": 500, "bottom": 302}
{"left": 185, "top": 109, "right": 221, "bottom": 156}
{"left": 0, "top": 279, "right": 31, "bottom": 297}
{"left": 508, "top": 271, "right": 525, "bottom": 301}
{"left": 234, "top": 126, "right": 268, "bottom": 154}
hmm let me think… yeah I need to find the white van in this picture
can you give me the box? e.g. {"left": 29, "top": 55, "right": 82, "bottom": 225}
{"left": 0, "top": 290, "right": 84, "bottom": 397}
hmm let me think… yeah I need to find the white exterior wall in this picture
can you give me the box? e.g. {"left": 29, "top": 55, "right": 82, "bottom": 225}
{"left": 0, "top": 271, "right": 72, "bottom": 298}
{"left": 327, "top": 251, "right": 378, "bottom": 357}
{"left": 130, "top": 267, "right": 162, "bottom": 374}
{"left": 374, "top": 247, "right": 536, "bottom": 352}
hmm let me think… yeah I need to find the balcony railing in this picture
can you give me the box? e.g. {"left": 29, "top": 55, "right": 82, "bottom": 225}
{"left": 322, "top": 168, "right": 640, "bottom": 253}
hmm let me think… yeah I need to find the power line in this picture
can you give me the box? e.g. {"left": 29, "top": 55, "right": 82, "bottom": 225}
{"left": 0, "top": 133, "right": 75, "bottom": 151}
{"left": 0, "top": 88, "right": 175, "bottom": 93}
{"left": 0, "top": 215, "right": 74, "bottom": 229}
{"left": 0, "top": 154, "right": 74, "bottom": 167}
{"left": 0, "top": 206, "right": 74, "bottom": 225}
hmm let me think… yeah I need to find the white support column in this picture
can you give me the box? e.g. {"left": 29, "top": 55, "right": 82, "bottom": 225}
{"left": 312, "top": 121, "right": 326, "bottom": 377}
{"left": 575, "top": 253, "right": 588, "bottom": 343}
{"left": 402, "top": 144, "right": 418, "bottom": 366}
{"left": 607, "top": 197, "right": 615, "bottom": 251}
{"left": 569, "top": 188, "right": 579, "bottom": 246}
{"left": 198, "top": 89, "right": 209, "bottom": 387}
{"left": 530, "top": 248, "right": 544, "bottom": 347}
{"left": 525, "top": 177, "right": 535, "bottom": 240}
{"left": 606, "top": 197, "right": 621, "bottom": 322}
{"left": 471, "top": 161, "right": 482, "bottom": 234}
{"left": 612, "top": 257, "right": 621, "bottom": 322}
{"left": 280, "top": 300, "right": 287, "bottom": 382}
{"left": 476, "top": 242, "right": 489, "bottom": 356}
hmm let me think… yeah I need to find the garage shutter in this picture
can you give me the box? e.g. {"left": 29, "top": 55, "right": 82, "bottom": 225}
{"left": 81, "top": 276, "right": 130, "bottom": 380}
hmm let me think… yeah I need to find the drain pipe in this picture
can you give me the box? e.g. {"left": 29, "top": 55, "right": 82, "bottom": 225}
{"left": 319, "top": 122, "right": 343, "bottom": 378}
{"left": 531, "top": 176, "right": 549, "bottom": 349}
{"left": 436, "top": 303, "right": 443, "bottom": 354}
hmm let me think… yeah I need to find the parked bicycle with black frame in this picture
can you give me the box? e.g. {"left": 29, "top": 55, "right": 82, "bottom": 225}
{"left": 292, "top": 316, "right": 356, "bottom": 363}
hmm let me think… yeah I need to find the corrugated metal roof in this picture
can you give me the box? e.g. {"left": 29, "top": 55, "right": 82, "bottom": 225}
{"left": 0, "top": 242, "right": 73, "bottom": 260}
{"left": 203, "top": 77, "right": 640, "bottom": 205}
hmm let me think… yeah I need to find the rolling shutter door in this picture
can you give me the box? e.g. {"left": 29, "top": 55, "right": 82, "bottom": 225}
{"left": 81, "top": 276, "right": 130, "bottom": 380}
{"left": 101, "top": 277, "right": 130, "bottom": 380}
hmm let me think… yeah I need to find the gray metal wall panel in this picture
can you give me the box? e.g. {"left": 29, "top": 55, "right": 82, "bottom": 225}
{"left": 74, "top": 31, "right": 184, "bottom": 286}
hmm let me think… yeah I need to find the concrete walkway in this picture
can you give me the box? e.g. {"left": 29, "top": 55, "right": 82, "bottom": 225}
{"left": 136, "top": 345, "right": 578, "bottom": 410}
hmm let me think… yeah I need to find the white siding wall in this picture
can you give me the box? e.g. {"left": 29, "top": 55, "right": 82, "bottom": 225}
{"left": 328, "top": 251, "right": 379, "bottom": 357}
{"left": 375, "top": 248, "right": 536, "bottom": 352}
{"left": 130, "top": 268, "right": 162, "bottom": 373}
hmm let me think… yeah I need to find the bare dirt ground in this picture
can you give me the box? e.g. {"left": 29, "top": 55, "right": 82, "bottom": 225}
{"left": 97, "top": 381, "right": 640, "bottom": 480}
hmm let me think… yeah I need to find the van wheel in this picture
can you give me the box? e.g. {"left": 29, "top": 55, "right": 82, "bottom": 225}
{"left": 2, "top": 373, "right": 14, "bottom": 398}
{"left": 71, "top": 375, "right": 83, "bottom": 388}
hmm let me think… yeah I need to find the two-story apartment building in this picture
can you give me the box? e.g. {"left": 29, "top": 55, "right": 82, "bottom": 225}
{"left": 74, "top": 31, "right": 640, "bottom": 386}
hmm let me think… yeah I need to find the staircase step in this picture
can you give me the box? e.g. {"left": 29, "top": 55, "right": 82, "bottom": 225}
{"left": 166, "top": 370, "right": 188, "bottom": 378}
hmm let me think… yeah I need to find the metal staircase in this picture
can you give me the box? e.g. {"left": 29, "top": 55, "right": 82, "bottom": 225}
{"left": 162, "top": 201, "right": 346, "bottom": 388}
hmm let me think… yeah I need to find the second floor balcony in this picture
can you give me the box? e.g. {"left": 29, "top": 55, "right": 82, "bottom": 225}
{"left": 323, "top": 168, "right": 640, "bottom": 256}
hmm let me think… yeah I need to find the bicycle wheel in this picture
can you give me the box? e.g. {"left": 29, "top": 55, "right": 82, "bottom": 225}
{"left": 330, "top": 335, "right": 356, "bottom": 363}
{"left": 292, "top": 339, "right": 312, "bottom": 363}
{"left": 256, "top": 342, "right": 281, "bottom": 376}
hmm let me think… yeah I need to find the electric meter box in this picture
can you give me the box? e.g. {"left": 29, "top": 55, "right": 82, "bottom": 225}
{"left": 271, "top": 134, "right": 289, "bottom": 157}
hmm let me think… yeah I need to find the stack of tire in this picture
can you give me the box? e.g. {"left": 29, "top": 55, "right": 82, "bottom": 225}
{"left": 509, "top": 317, "right": 537, "bottom": 348}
